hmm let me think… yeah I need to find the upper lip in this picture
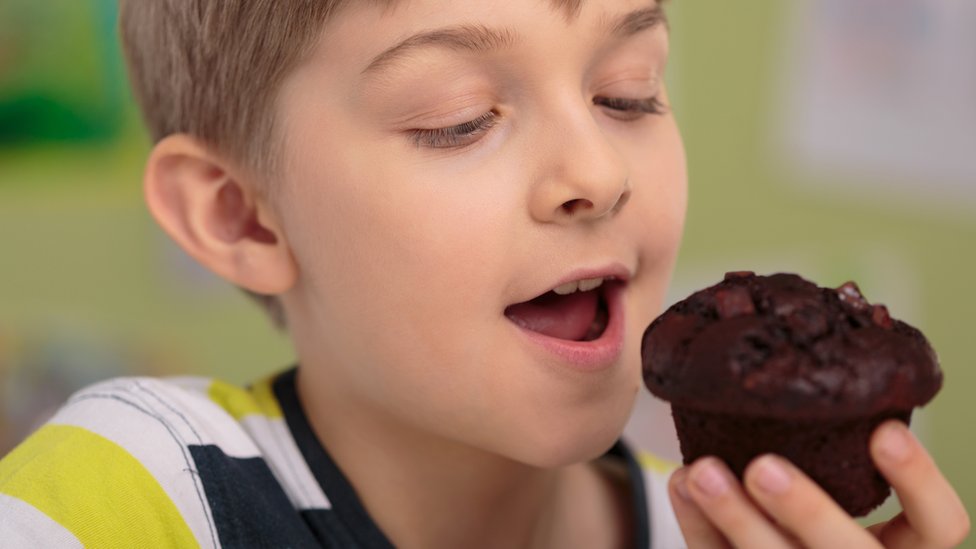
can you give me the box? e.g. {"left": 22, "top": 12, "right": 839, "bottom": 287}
{"left": 509, "top": 262, "right": 633, "bottom": 305}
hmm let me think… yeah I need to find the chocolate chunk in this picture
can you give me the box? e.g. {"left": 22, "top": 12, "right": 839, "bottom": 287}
{"left": 715, "top": 287, "right": 756, "bottom": 318}
{"left": 836, "top": 281, "right": 869, "bottom": 311}
{"left": 724, "top": 271, "right": 755, "bottom": 280}
{"left": 786, "top": 307, "right": 829, "bottom": 343}
{"left": 871, "top": 304, "right": 893, "bottom": 329}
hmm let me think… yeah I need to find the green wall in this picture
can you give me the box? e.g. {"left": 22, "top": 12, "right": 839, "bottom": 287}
{"left": 668, "top": 1, "right": 975, "bottom": 537}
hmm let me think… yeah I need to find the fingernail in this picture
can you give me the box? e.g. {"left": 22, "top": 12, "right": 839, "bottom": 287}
{"left": 879, "top": 423, "right": 912, "bottom": 463}
{"left": 671, "top": 468, "right": 692, "bottom": 501}
{"left": 753, "top": 455, "right": 792, "bottom": 494}
{"left": 691, "top": 460, "right": 729, "bottom": 498}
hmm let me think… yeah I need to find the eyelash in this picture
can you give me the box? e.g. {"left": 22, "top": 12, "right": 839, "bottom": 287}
{"left": 409, "top": 96, "right": 667, "bottom": 149}
{"left": 595, "top": 96, "right": 669, "bottom": 120}
{"left": 410, "top": 111, "right": 499, "bottom": 149}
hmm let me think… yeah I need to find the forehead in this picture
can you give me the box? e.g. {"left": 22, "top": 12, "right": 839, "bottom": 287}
{"left": 363, "top": 0, "right": 588, "bottom": 19}
{"left": 317, "top": 0, "right": 665, "bottom": 66}
{"left": 353, "top": 0, "right": 667, "bottom": 26}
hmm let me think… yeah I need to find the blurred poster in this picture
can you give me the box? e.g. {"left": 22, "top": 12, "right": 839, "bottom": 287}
{"left": 0, "top": 0, "right": 124, "bottom": 146}
{"left": 776, "top": 0, "right": 976, "bottom": 200}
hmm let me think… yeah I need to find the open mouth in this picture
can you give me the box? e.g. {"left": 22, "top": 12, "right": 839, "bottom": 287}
{"left": 504, "top": 279, "right": 619, "bottom": 342}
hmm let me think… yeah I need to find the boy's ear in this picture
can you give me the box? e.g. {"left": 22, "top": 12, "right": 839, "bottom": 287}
{"left": 144, "top": 134, "right": 297, "bottom": 295}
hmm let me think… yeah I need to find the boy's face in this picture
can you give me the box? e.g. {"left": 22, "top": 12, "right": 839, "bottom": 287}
{"left": 275, "top": 0, "right": 686, "bottom": 466}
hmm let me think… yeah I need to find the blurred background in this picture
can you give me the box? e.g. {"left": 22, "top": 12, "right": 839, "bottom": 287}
{"left": 1, "top": 0, "right": 973, "bottom": 540}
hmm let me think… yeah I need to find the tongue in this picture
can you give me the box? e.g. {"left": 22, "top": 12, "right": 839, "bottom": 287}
{"left": 505, "top": 290, "right": 599, "bottom": 340}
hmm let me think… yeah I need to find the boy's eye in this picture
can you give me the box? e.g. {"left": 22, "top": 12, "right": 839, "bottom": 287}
{"left": 595, "top": 96, "right": 668, "bottom": 121}
{"left": 406, "top": 96, "right": 665, "bottom": 150}
{"left": 409, "top": 111, "right": 499, "bottom": 149}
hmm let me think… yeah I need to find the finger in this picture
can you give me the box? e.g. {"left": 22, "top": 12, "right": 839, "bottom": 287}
{"left": 870, "top": 420, "right": 971, "bottom": 548}
{"left": 743, "top": 454, "right": 881, "bottom": 548}
{"left": 668, "top": 467, "right": 733, "bottom": 549}
{"left": 685, "top": 457, "right": 797, "bottom": 548}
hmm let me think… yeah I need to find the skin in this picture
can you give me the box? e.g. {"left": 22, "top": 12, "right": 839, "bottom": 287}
{"left": 140, "top": 0, "right": 968, "bottom": 547}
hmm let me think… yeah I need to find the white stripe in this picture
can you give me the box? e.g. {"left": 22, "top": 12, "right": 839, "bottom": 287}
{"left": 0, "top": 493, "right": 84, "bottom": 549}
{"left": 644, "top": 468, "right": 686, "bottom": 549}
{"left": 63, "top": 377, "right": 265, "bottom": 458}
{"left": 167, "top": 376, "right": 213, "bottom": 395}
{"left": 240, "top": 415, "right": 331, "bottom": 510}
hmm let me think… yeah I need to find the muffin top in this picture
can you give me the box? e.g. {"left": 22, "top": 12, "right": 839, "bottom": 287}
{"left": 641, "top": 272, "right": 942, "bottom": 420}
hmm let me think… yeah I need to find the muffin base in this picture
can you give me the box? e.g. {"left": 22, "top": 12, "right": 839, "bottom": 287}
{"left": 672, "top": 406, "right": 911, "bottom": 516}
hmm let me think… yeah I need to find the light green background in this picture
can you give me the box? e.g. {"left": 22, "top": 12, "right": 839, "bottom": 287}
{"left": 0, "top": 1, "right": 972, "bottom": 543}
{"left": 667, "top": 1, "right": 975, "bottom": 538}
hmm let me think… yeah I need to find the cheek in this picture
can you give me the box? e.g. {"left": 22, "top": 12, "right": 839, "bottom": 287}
{"left": 621, "top": 117, "right": 688, "bottom": 324}
{"left": 279, "top": 145, "right": 538, "bottom": 439}
{"left": 627, "top": 117, "right": 688, "bottom": 259}
{"left": 281, "top": 144, "right": 522, "bottom": 360}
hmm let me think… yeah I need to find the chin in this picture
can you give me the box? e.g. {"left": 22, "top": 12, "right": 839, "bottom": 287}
{"left": 504, "top": 404, "right": 634, "bottom": 469}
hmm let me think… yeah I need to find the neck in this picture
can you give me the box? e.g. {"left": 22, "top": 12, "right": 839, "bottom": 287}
{"left": 295, "top": 366, "right": 632, "bottom": 549}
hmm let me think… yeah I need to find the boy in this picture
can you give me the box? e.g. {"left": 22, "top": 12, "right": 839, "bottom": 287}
{"left": 0, "top": 0, "right": 968, "bottom": 547}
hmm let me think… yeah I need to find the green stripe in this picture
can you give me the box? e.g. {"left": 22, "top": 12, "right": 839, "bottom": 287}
{"left": 0, "top": 424, "right": 200, "bottom": 548}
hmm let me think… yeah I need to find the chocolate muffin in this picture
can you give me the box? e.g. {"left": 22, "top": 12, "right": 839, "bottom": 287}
{"left": 641, "top": 272, "right": 942, "bottom": 516}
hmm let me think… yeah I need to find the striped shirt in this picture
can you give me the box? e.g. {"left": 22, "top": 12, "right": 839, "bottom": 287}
{"left": 0, "top": 368, "right": 685, "bottom": 548}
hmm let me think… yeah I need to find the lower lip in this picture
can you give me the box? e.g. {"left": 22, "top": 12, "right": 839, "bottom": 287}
{"left": 508, "top": 282, "right": 627, "bottom": 373}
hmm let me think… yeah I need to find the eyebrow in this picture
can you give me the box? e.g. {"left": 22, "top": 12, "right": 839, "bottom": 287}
{"left": 361, "top": 4, "right": 668, "bottom": 76}
{"left": 363, "top": 24, "right": 519, "bottom": 75}
{"left": 607, "top": 4, "right": 669, "bottom": 38}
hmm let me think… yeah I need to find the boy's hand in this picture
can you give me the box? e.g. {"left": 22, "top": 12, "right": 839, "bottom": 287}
{"left": 667, "top": 420, "right": 970, "bottom": 548}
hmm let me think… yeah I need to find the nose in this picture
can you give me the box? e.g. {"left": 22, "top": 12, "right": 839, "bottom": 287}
{"left": 528, "top": 103, "right": 631, "bottom": 224}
